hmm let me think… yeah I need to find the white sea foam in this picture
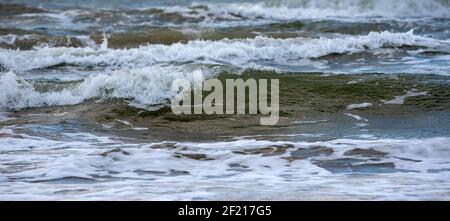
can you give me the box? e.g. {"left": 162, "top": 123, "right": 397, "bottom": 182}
{"left": 114, "top": 119, "right": 133, "bottom": 126}
{"left": 345, "top": 113, "right": 368, "bottom": 122}
{"left": 346, "top": 102, "right": 373, "bottom": 110}
{"left": 136, "top": 0, "right": 450, "bottom": 27}
{"left": 0, "top": 31, "right": 442, "bottom": 72}
{"left": 9, "top": 0, "right": 449, "bottom": 29}
{"left": 0, "top": 34, "right": 19, "bottom": 45}
{"left": 1, "top": 129, "right": 450, "bottom": 200}
{"left": 0, "top": 66, "right": 196, "bottom": 110}
{"left": 205, "top": 0, "right": 450, "bottom": 21}
{"left": 384, "top": 90, "right": 428, "bottom": 104}
{"left": 0, "top": 32, "right": 442, "bottom": 110}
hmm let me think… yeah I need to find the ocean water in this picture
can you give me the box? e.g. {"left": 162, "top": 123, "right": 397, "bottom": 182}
{"left": 0, "top": 0, "right": 450, "bottom": 200}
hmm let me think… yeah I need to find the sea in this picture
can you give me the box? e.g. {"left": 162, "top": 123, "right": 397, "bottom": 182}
{"left": 0, "top": 0, "right": 449, "bottom": 200}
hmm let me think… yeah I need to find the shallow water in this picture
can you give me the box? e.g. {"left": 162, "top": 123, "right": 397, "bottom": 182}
{"left": 0, "top": 0, "right": 450, "bottom": 200}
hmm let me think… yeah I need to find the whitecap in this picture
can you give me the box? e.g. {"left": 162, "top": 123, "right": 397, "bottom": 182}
{"left": 0, "top": 66, "right": 197, "bottom": 110}
{"left": 0, "top": 31, "right": 442, "bottom": 72}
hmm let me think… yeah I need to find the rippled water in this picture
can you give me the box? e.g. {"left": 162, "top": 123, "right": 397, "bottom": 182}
{"left": 0, "top": 0, "right": 450, "bottom": 200}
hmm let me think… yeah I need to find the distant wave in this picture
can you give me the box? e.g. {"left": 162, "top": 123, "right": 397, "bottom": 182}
{"left": 149, "top": 0, "right": 450, "bottom": 23}
{"left": 235, "top": 0, "right": 450, "bottom": 19}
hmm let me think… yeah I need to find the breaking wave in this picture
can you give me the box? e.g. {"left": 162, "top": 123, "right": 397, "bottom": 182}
{"left": 0, "top": 30, "right": 444, "bottom": 71}
{"left": 0, "top": 66, "right": 197, "bottom": 110}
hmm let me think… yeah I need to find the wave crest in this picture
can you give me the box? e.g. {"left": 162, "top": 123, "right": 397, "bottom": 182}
{"left": 0, "top": 66, "right": 194, "bottom": 110}
{"left": 0, "top": 30, "right": 442, "bottom": 71}
{"left": 211, "top": 0, "right": 450, "bottom": 19}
